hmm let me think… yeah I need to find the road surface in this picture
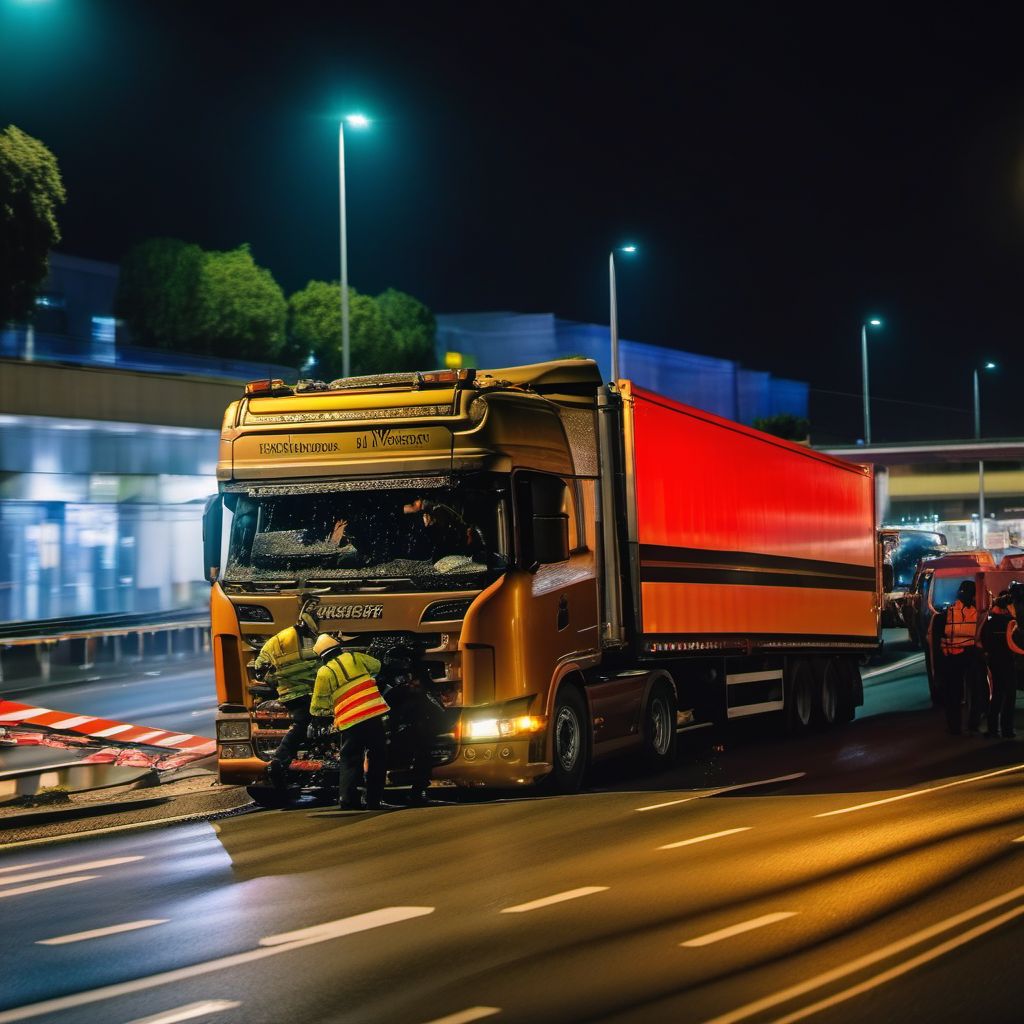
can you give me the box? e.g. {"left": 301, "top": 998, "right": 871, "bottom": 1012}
{"left": 0, "top": 655, "right": 1021, "bottom": 1023}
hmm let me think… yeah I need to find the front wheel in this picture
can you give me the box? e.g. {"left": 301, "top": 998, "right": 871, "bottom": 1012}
{"left": 642, "top": 679, "right": 678, "bottom": 769}
{"left": 547, "top": 686, "right": 589, "bottom": 794}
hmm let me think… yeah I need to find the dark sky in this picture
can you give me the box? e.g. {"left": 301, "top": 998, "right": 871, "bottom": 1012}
{"left": 2, "top": 0, "right": 1023, "bottom": 442}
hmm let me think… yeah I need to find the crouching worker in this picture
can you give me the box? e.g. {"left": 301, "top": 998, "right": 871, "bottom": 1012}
{"left": 310, "top": 635, "right": 392, "bottom": 810}
{"left": 253, "top": 598, "right": 320, "bottom": 787}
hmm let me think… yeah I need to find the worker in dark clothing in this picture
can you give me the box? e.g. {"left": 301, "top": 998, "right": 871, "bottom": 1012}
{"left": 371, "top": 638, "right": 446, "bottom": 806}
{"left": 309, "top": 635, "right": 393, "bottom": 810}
{"left": 981, "top": 591, "right": 1017, "bottom": 738}
{"left": 253, "top": 597, "right": 320, "bottom": 786}
{"left": 929, "top": 580, "right": 984, "bottom": 735}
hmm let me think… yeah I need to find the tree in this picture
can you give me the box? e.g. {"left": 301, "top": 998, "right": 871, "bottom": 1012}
{"left": 287, "top": 281, "right": 395, "bottom": 380}
{"left": 116, "top": 240, "right": 286, "bottom": 362}
{"left": 116, "top": 238, "right": 204, "bottom": 349}
{"left": 0, "top": 125, "right": 66, "bottom": 323}
{"left": 753, "top": 413, "right": 811, "bottom": 442}
{"left": 192, "top": 245, "right": 286, "bottom": 360}
{"left": 377, "top": 287, "right": 437, "bottom": 370}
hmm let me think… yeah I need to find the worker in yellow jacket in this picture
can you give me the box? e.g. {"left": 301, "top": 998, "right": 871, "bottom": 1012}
{"left": 253, "top": 598, "right": 320, "bottom": 784}
{"left": 310, "top": 635, "right": 392, "bottom": 810}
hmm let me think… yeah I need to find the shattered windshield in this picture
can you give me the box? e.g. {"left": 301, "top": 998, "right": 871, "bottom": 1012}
{"left": 223, "top": 478, "right": 509, "bottom": 588}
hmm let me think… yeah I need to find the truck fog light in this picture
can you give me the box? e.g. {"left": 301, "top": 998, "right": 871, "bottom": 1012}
{"left": 217, "top": 720, "right": 251, "bottom": 741}
{"left": 463, "top": 746, "right": 477, "bottom": 761}
{"left": 499, "top": 746, "right": 513, "bottom": 760}
{"left": 482, "top": 747, "right": 493, "bottom": 760}
{"left": 220, "top": 743, "right": 253, "bottom": 759}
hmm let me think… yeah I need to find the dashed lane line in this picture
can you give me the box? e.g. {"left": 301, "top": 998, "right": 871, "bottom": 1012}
{"left": 500, "top": 887, "right": 608, "bottom": 914}
{"left": 125, "top": 1000, "right": 241, "bottom": 1024}
{"left": 815, "top": 762, "right": 1024, "bottom": 818}
{"left": 421, "top": 1009, "right": 501, "bottom": 1024}
{"left": 0, "top": 855, "right": 143, "bottom": 887}
{"left": 770, "top": 902, "right": 1024, "bottom": 1024}
{"left": 37, "top": 919, "right": 169, "bottom": 946}
{"left": 0, "top": 876, "right": 99, "bottom": 900}
{"left": 636, "top": 773, "right": 806, "bottom": 812}
{"left": 700, "top": 883, "right": 1024, "bottom": 1024}
{"left": 0, "top": 906, "right": 435, "bottom": 1023}
{"left": 0, "top": 859, "right": 64, "bottom": 875}
{"left": 659, "top": 827, "right": 751, "bottom": 851}
{"left": 681, "top": 912, "right": 797, "bottom": 948}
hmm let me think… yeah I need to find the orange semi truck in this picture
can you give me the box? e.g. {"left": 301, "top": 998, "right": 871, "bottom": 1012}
{"left": 205, "top": 359, "right": 882, "bottom": 796}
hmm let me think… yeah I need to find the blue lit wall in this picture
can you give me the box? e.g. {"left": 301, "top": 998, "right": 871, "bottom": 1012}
{"left": 436, "top": 311, "right": 808, "bottom": 424}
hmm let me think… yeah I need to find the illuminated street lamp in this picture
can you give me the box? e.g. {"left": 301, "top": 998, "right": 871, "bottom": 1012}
{"left": 609, "top": 245, "right": 637, "bottom": 382}
{"left": 339, "top": 114, "right": 370, "bottom": 379}
{"left": 974, "top": 361, "right": 997, "bottom": 547}
{"left": 860, "top": 318, "right": 882, "bottom": 445}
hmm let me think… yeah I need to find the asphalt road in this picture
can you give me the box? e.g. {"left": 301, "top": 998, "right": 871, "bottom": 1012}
{"left": 1, "top": 654, "right": 1022, "bottom": 1024}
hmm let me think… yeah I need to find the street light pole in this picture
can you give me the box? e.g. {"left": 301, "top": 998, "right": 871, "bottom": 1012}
{"left": 609, "top": 245, "right": 636, "bottom": 383}
{"left": 338, "top": 114, "right": 370, "bottom": 381}
{"left": 860, "top": 318, "right": 882, "bottom": 445}
{"left": 974, "top": 361, "right": 997, "bottom": 548}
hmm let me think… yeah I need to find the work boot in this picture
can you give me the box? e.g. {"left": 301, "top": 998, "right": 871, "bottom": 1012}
{"left": 267, "top": 759, "right": 288, "bottom": 789}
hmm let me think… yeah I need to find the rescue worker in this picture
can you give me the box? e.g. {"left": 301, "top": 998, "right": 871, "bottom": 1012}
{"left": 929, "top": 580, "right": 984, "bottom": 735}
{"left": 253, "top": 597, "right": 320, "bottom": 786}
{"left": 309, "top": 635, "right": 392, "bottom": 810}
{"left": 981, "top": 591, "right": 1017, "bottom": 739}
{"left": 371, "top": 638, "right": 445, "bottom": 806}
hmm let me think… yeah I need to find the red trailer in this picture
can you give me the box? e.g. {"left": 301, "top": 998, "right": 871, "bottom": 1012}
{"left": 610, "top": 383, "right": 881, "bottom": 729}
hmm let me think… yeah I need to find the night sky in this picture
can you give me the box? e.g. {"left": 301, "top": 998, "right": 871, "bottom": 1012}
{"left": 2, "top": 0, "right": 1023, "bottom": 442}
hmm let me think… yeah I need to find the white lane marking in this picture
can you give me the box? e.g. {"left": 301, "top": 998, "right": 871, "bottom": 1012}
{"left": 260, "top": 906, "right": 434, "bottom": 946}
{"left": 637, "top": 773, "right": 806, "bottom": 812}
{"left": 0, "top": 859, "right": 63, "bottom": 875}
{"left": 421, "top": 1009, "right": 501, "bottom": 1024}
{"left": 0, "top": 855, "right": 143, "bottom": 887}
{"left": 48, "top": 716, "right": 93, "bottom": 730}
{"left": 682, "top": 912, "right": 796, "bottom": 948}
{"left": 700, "top": 883, "right": 1024, "bottom": 1024}
{"left": 92, "top": 724, "right": 135, "bottom": 738}
{"left": 861, "top": 653, "right": 924, "bottom": 679}
{"left": 659, "top": 827, "right": 751, "bottom": 851}
{"left": 125, "top": 1000, "right": 240, "bottom": 1024}
{"left": 500, "top": 887, "right": 608, "bottom": 914}
{"left": 816, "top": 762, "right": 1024, "bottom": 817}
{"left": 771, "top": 903, "right": 1024, "bottom": 1024}
{"left": 37, "top": 919, "right": 169, "bottom": 946}
{"left": 0, "top": 906, "right": 435, "bottom": 1023}
{"left": 0, "top": 876, "right": 99, "bottom": 899}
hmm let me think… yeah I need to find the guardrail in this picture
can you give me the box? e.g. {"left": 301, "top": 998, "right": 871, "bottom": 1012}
{"left": 0, "top": 609, "right": 211, "bottom": 685}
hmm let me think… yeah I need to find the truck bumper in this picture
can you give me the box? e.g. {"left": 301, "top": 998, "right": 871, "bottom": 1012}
{"left": 432, "top": 738, "right": 550, "bottom": 787}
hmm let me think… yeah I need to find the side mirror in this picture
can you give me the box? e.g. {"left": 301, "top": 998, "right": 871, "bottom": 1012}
{"left": 532, "top": 514, "right": 569, "bottom": 567}
{"left": 202, "top": 494, "right": 222, "bottom": 583}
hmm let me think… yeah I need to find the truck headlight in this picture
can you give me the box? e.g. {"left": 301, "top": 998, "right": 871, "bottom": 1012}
{"left": 217, "top": 720, "right": 251, "bottom": 741}
{"left": 464, "top": 715, "right": 543, "bottom": 741}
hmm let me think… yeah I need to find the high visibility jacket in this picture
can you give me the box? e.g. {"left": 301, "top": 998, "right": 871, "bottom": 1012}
{"left": 940, "top": 601, "right": 978, "bottom": 655}
{"left": 254, "top": 626, "right": 318, "bottom": 702}
{"left": 311, "top": 651, "right": 387, "bottom": 731}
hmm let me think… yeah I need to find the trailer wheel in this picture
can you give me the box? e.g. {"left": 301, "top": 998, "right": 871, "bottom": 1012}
{"left": 818, "top": 658, "right": 853, "bottom": 727}
{"left": 642, "top": 679, "right": 678, "bottom": 769}
{"left": 787, "top": 659, "right": 814, "bottom": 732}
{"left": 548, "top": 686, "right": 589, "bottom": 794}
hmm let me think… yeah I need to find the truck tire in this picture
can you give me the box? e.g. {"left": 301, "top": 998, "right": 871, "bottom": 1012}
{"left": 642, "top": 678, "right": 678, "bottom": 770}
{"left": 786, "top": 659, "right": 814, "bottom": 733}
{"left": 548, "top": 685, "right": 589, "bottom": 794}
{"left": 819, "top": 658, "right": 854, "bottom": 727}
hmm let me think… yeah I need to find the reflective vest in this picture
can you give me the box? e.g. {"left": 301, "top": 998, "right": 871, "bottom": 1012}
{"left": 311, "top": 651, "right": 387, "bottom": 731}
{"left": 254, "top": 626, "right": 318, "bottom": 702}
{"left": 941, "top": 601, "right": 978, "bottom": 655}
